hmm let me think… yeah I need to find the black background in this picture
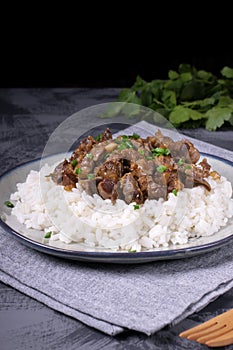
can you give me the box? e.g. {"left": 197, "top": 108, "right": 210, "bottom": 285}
{"left": 3, "top": 47, "right": 233, "bottom": 88}
{"left": 2, "top": 49, "right": 233, "bottom": 88}
{"left": 1, "top": 10, "right": 233, "bottom": 88}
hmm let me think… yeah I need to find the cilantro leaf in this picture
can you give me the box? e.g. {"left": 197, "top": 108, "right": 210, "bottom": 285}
{"left": 169, "top": 106, "right": 203, "bottom": 126}
{"left": 168, "top": 70, "right": 179, "bottom": 80}
{"left": 205, "top": 107, "right": 233, "bottom": 131}
{"left": 103, "top": 63, "right": 233, "bottom": 131}
{"left": 221, "top": 66, "right": 233, "bottom": 79}
{"left": 162, "top": 90, "right": 177, "bottom": 109}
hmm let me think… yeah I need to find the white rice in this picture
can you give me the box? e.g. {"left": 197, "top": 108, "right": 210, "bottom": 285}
{"left": 10, "top": 163, "right": 233, "bottom": 252}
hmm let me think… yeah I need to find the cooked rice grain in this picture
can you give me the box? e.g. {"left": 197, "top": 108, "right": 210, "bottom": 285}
{"left": 10, "top": 164, "right": 233, "bottom": 251}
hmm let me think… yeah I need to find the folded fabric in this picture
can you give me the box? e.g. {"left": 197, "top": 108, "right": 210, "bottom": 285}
{"left": 0, "top": 121, "right": 233, "bottom": 336}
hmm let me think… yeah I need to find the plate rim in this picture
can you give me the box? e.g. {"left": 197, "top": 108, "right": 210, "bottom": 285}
{"left": 0, "top": 152, "right": 233, "bottom": 263}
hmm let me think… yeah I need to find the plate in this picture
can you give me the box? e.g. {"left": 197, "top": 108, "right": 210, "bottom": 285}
{"left": 0, "top": 153, "right": 233, "bottom": 264}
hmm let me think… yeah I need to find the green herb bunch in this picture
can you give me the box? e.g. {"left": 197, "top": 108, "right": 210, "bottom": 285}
{"left": 117, "top": 64, "right": 233, "bottom": 131}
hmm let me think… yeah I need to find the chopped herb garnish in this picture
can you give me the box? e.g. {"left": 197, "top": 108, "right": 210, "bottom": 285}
{"left": 146, "top": 156, "right": 154, "bottom": 160}
{"left": 75, "top": 167, "right": 82, "bottom": 174}
{"left": 71, "top": 159, "right": 78, "bottom": 168}
{"left": 133, "top": 204, "right": 140, "bottom": 210}
{"left": 184, "top": 165, "right": 192, "bottom": 170}
{"left": 4, "top": 200, "right": 14, "bottom": 208}
{"left": 178, "top": 158, "right": 184, "bottom": 166}
{"left": 131, "top": 133, "right": 140, "bottom": 139}
{"left": 138, "top": 149, "right": 145, "bottom": 155}
{"left": 125, "top": 140, "right": 134, "bottom": 148}
{"left": 44, "top": 231, "right": 52, "bottom": 239}
{"left": 121, "top": 135, "right": 129, "bottom": 140}
{"left": 104, "top": 153, "right": 110, "bottom": 159}
{"left": 172, "top": 189, "right": 178, "bottom": 196}
{"left": 117, "top": 143, "right": 127, "bottom": 150}
{"left": 95, "top": 133, "right": 103, "bottom": 141}
{"left": 151, "top": 147, "right": 170, "bottom": 156}
{"left": 157, "top": 165, "right": 167, "bottom": 173}
{"left": 164, "top": 148, "right": 171, "bottom": 156}
{"left": 128, "top": 249, "right": 137, "bottom": 252}
{"left": 87, "top": 173, "right": 95, "bottom": 180}
{"left": 117, "top": 139, "right": 134, "bottom": 150}
{"left": 86, "top": 153, "right": 93, "bottom": 159}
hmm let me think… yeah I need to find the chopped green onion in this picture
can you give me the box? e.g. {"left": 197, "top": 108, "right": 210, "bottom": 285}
{"left": 138, "top": 149, "right": 145, "bottom": 155}
{"left": 75, "top": 168, "right": 82, "bottom": 174}
{"left": 4, "top": 200, "right": 14, "bottom": 208}
{"left": 121, "top": 135, "right": 129, "bottom": 140}
{"left": 172, "top": 189, "right": 178, "bottom": 196}
{"left": 164, "top": 148, "right": 171, "bottom": 156}
{"left": 146, "top": 156, "right": 154, "bottom": 160}
{"left": 95, "top": 133, "right": 103, "bottom": 141}
{"left": 71, "top": 159, "right": 78, "bottom": 168}
{"left": 178, "top": 158, "right": 184, "bottom": 166}
{"left": 156, "top": 165, "right": 167, "bottom": 173}
{"left": 125, "top": 140, "right": 134, "bottom": 148}
{"left": 86, "top": 153, "right": 93, "bottom": 159}
{"left": 104, "top": 153, "right": 110, "bottom": 159}
{"left": 128, "top": 249, "right": 137, "bottom": 252}
{"left": 44, "top": 231, "right": 52, "bottom": 239}
{"left": 184, "top": 165, "right": 192, "bottom": 170}
{"left": 151, "top": 147, "right": 170, "bottom": 156}
{"left": 87, "top": 173, "right": 95, "bottom": 180}
{"left": 117, "top": 139, "right": 134, "bottom": 150}
{"left": 117, "top": 143, "right": 127, "bottom": 150}
{"left": 131, "top": 133, "right": 140, "bottom": 139}
{"left": 133, "top": 204, "right": 140, "bottom": 210}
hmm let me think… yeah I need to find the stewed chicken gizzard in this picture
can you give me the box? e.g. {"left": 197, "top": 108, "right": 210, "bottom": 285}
{"left": 51, "top": 128, "right": 220, "bottom": 204}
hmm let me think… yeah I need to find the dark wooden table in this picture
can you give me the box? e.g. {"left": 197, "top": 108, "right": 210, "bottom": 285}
{"left": 1, "top": 88, "right": 233, "bottom": 350}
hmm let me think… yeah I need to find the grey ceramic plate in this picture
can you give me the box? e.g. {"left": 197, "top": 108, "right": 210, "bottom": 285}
{"left": 0, "top": 153, "right": 233, "bottom": 264}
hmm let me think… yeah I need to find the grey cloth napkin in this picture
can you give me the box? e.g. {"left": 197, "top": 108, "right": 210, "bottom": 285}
{"left": 0, "top": 121, "right": 233, "bottom": 336}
